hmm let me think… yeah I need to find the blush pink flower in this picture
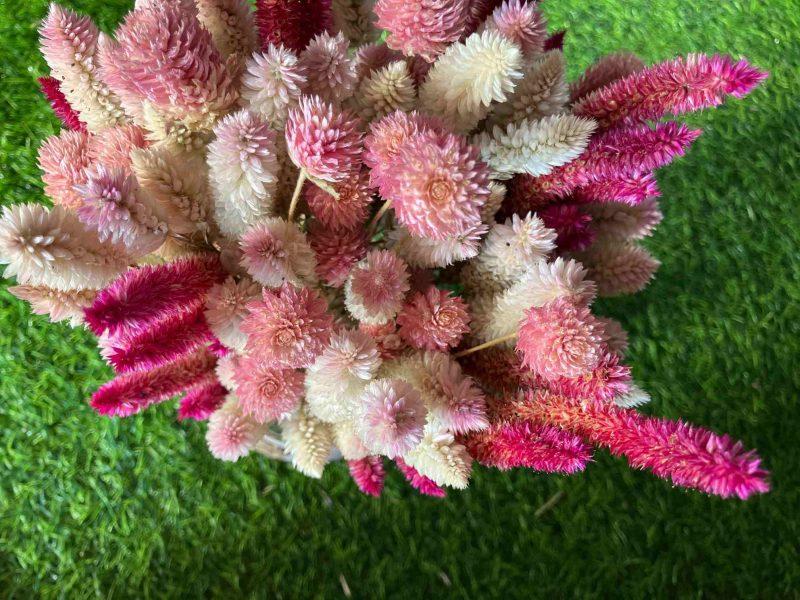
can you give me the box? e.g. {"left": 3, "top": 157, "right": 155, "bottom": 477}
{"left": 358, "top": 321, "right": 406, "bottom": 359}
{"left": 299, "top": 32, "right": 358, "bottom": 103}
{"left": 206, "top": 397, "right": 266, "bottom": 461}
{"left": 375, "top": 0, "right": 469, "bottom": 61}
{"left": 241, "top": 284, "right": 333, "bottom": 368}
{"left": 38, "top": 129, "right": 92, "bottom": 209}
{"left": 88, "top": 125, "right": 149, "bottom": 171}
{"left": 485, "top": 0, "right": 546, "bottom": 56}
{"left": 239, "top": 218, "right": 317, "bottom": 288}
{"left": 305, "top": 171, "right": 373, "bottom": 232}
{"left": 345, "top": 250, "right": 410, "bottom": 324}
{"left": 347, "top": 456, "right": 386, "bottom": 497}
{"left": 234, "top": 354, "right": 304, "bottom": 423}
{"left": 285, "top": 95, "right": 364, "bottom": 182}
{"left": 307, "top": 222, "right": 368, "bottom": 287}
{"left": 178, "top": 380, "right": 228, "bottom": 421}
{"left": 397, "top": 286, "right": 470, "bottom": 351}
{"left": 356, "top": 378, "right": 426, "bottom": 457}
{"left": 516, "top": 296, "right": 605, "bottom": 381}
{"left": 394, "top": 457, "right": 446, "bottom": 498}
{"left": 38, "top": 76, "right": 86, "bottom": 131}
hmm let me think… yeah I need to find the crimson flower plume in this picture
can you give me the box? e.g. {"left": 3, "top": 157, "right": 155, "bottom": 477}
{"left": 38, "top": 76, "right": 86, "bottom": 131}
{"left": 348, "top": 456, "right": 386, "bottom": 497}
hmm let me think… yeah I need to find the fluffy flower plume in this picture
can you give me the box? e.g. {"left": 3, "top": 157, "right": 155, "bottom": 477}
{"left": 239, "top": 218, "right": 317, "bottom": 288}
{"left": 208, "top": 110, "right": 280, "bottom": 237}
{"left": 255, "top": 0, "right": 333, "bottom": 53}
{"left": 572, "top": 173, "right": 660, "bottom": 206}
{"left": 38, "top": 129, "right": 91, "bottom": 209}
{"left": 285, "top": 96, "right": 364, "bottom": 182}
{"left": 569, "top": 52, "right": 645, "bottom": 103}
{"left": 403, "top": 424, "right": 472, "bottom": 488}
{"left": 178, "top": 380, "right": 228, "bottom": 421}
{"left": 348, "top": 456, "right": 386, "bottom": 496}
{"left": 356, "top": 61, "right": 417, "bottom": 122}
{"left": 394, "top": 457, "right": 446, "bottom": 497}
{"left": 397, "top": 287, "right": 470, "bottom": 351}
{"left": 195, "top": 0, "right": 257, "bottom": 60}
{"left": 483, "top": 0, "right": 546, "bottom": 56}
{"left": 38, "top": 76, "right": 86, "bottom": 131}
{"left": 8, "top": 285, "right": 95, "bottom": 326}
{"left": 234, "top": 354, "right": 304, "bottom": 422}
{"left": 204, "top": 276, "right": 261, "bottom": 351}
{"left": 241, "top": 45, "right": 306, "bottom": 127}
{"left": 241, "top": 284, "right": 333, "bottom": 368}
{"left": 88, "top": 125, "right": 149, "bottom": 172}
{"left": 307, "top": 222, "right": 368, "bottom": 287}
{"left": 305, "top": 172, "right": 373, "bottom": 232}
{"left": 547, "top": 350, "right": 632, "bottom": 402}
{"left": 355, "top": 378, "right": 426, "bottom": 457}
{"left": 282, "top": 405, "right": 335, "bottom": 478}
{"left": 299, "top": 32, "right": 358, "bottom": 103}
{"left": 345, "top": 250, "right": 410, "bottom": 324}
{"left": 376, "top": 0, "right": 469, "bottom": 61}
{"left": 580, "top": 241, "right": 660, "bottom": 296}
{"left": 206, "top": 396, "right": 267, "bottom": 461}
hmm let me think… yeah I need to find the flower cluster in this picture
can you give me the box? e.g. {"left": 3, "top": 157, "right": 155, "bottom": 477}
{"left": 0, "top": 0, "right": 770, "bottom": 500}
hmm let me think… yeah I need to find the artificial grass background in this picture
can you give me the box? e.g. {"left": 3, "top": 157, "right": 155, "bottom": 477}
{"left": 1, "top": 0, "right": 798, "bottom": 596}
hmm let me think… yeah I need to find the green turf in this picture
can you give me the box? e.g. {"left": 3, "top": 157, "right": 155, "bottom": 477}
{"left": 1, "top": 0, "right": 799, "bottom": 597}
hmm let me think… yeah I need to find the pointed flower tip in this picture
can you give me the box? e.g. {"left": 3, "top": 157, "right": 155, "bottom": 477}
{"left": 726, "top": 58, "right": 769, "bottom": 97}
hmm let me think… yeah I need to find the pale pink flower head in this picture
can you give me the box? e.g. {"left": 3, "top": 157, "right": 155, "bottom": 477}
{"left": 299, "top": 32, "right": 358, "bottom": 103}
{"left": 486, "top": 0, "right": 546, "bottom": 56}
{"left": 239, "top": 218, "right": 317, "bottom": 288}
{"left": 356, "top": 378, "right": 426, "bottom": 457}
{"left": 285, "top": 95, "right": 364, "bottom": 182}
{"left": 204, "top": 276, "right": 262, "bottom": 352}
{"left": 397, "top": 286, "right": 470, "bottom": 351}
{"left": 305, "top": 171, "right": 373, "bottom": 232}
{"left": 383, "top": 130, "right": 490, "bottom": 240}
{"left": 345, "top": 250, "right": 411, "bottom": 324}
{"left": 307, "top": 222, "right": 368, "bottom": 287}
{"left": 241, "top": 284, "right": 334, "bottom": 368}
{"left": 516, "top": 296, "right": 605, "bottom": 381}
{"left": 38, "top": 129, "right": 91, "bottom": 209}
{"left": 234, "top": 354, "right": 304, "bottom": 423}
{"left": 206, "top": 397, "right": 266, "bottom": 461}
{"left": 88, "top": 125, "right": 149, "bottom": 171}
{"left": 375, "top": 0, "right": 470, "bottom": 62}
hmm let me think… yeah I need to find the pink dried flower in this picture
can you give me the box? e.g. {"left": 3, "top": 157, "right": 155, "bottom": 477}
{"left": 539, "top": 204, "right": 595, "bottom": 252}
{"left": 358, "top": 321, "right": 406, "bottom": 359}
{"left": 195, "top": 0, "right": 258, "bottom": 60}
{"left": 204, "top": 276, "right": 262, "bottom": 352}
{"left": 375, "top": 0, "right": 469, "bottom": 61}
{"left": 389, "top": 221, "right": 488, "bottom": 269}
{"left": 581, "top": 241, "right": 660, "bottom": 296}
{"left": 569, "top": 52, "right": 645, "bottom": 104}
{"left": 485, "top": 0, "right": 546, "bottom": 56}
{"left": 242, "top": 45, "right": 307, "bottom": 127}
{"left": 572, "top": 173, "right": 660, "bottom": 206}
{"left": 355, "top": 43, "right": 403, "bottom": 80}
{"left": 241, "top": 284, "right": 333, "bottom": 368}
{"left": 345, "top": 250, "right": 410, "bottom": 324}
{"left": 234, "top": 354, "right": 304, "bottom": 422}
{"left": 38, "top": 129, "right": 92, "bottom": 209}
{"left": 255, "top": 0, "right": 333, "bottom": 53}
{"left": 285, "top": 96, "right": 364, "bottom": 182}
{"left": 305, "top": 171, "right": 373, "bottom": 232}
{"left": 356, "top": 378, "right": 426, "bottom": 457}
{"left": 464, "top": 420, "right": 592, "bottom": 473}
{"left": 394, "top": 457, "right": 446, "bottom": 498}
{"left": 206, "top": 396, "right": 266, "bottom": 461}
{"left": 397, "top": 287, "right": 470, "bottom": 351}
{"left": 307, "top": 222, "right": 368, "bottom": 287}
{"left": 516, "top": 296, "right": 605, "bottom": 381}
{"left": 178, "top": 380, "right": 228, "bottom": 421}
{"left": 91, "top": 348, "right": 218, "bottom": 417}
{"left": 574, "top": 54, "right": 768, "bottom": 129}
{"left": 546, "top": 351, "right": 632, "bottom": 402}
{"left": 347, "top": 456, "right": 386, "bottom": 497}
{"left": 8, "top": 285, "right": 95, "bottom": 327}
{"left": 88, "top": 125, "right": 149, "bottom": 172}
{"left": 38, "top": 76, "right": 86, "bottom": 131}
{"left": 239, "top": 217, "right": 317, "bottom": 288}
{"left": 299, "top": 32, "right": 358, "bottom": 103}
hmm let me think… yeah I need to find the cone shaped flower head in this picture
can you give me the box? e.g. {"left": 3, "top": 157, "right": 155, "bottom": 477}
{"left": 356, "top": 378, "right": 427, "bottom": 457}
{"left": 345, "top": 249, "right": 410, "bottom": 324}
{"left": 397, "top": 286, "right": 470, "bottom": 351}
{"left": 375, "top": 0, "right": 469, "bottom": 61}
{"left": 241, "top": 44, "right": 307, "bottom": 127}
{"left": 299, "top": 32, "right": 358, "bottom": 103}
{"left": 484, "top": 0, "right": 546, "bottom": 56}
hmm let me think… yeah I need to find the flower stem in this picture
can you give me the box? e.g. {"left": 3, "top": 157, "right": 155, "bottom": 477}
{"left": 454, "top": 333, "right": 518, "bottom": 358}
{"left": 287, "top": 169, "right": 307, "bottom": 221}
{"left": 367, "top": 199, "right": 392, "bottom": 237}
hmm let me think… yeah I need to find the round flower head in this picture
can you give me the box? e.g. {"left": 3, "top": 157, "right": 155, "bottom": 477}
{"left": 484, "top": 0, "right": 546, "bottom": 56}
{"left": 383, "top": 131, "right": 490, "bottom": 240}
{"left": 206, "top": 396, "right": 266, "bottom": 461}
{"left": 356, "top": 378, "right": 426, "bottom": 457}
{"left": 285, "top": 95, "right": 364, "bottom": 183}
{"left": 307, "top": 222, "right": 368, "bottom": 287}
{"left": 304, "top": 171, "right": 373, "bottom": 232}
{"left": 397, "top": 286, "right": 470, "bottom": 351}
{"left": 204, "top": 276, "right": 262, "bottom": 351}
{"left": 375, "top": 0, "right": 469, "bottom": 62}
{"left": 241, "top": 44, "right": 307, "bottom": 127}
{"left": 355, "top": 42, "right": 404, "bottom": 81}
{"left": 234, "top": 354, "right": 304, "bottom": 423}
{"left": 345, "top": 249, "right": 410, "bottom": 324}
{"left": 299, "top": 32, "right": 358, "bottom": 103}
{"left": 241, "top": 284, "right": 333, "bottom": 368}
{"left": 516, "top": 296, "right": 605, "bottom": 381}
{"left": 239, "top": 217, "right": 317, "bottom": 288}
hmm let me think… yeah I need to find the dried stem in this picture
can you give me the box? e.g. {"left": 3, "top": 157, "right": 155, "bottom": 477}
{"left": 454, "top": 333, "right": 518, "bottom": 358}
{"left": 366, "top": 199, "right": 392, "bottom": 237}
{"left": 287, "top": 168, "right": 307, "bottom": 221}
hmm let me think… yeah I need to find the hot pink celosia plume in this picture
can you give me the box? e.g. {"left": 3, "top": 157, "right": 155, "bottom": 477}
{"left": 546, "top": 351, "right": 632, "bottom": 403}
{"left": 397, "top": 286, "right": 471, "bottom": 351}
{"left": 178, "top": 380, "right": 228, "bottom": 421}
{"left": 572, "top": 173, "right": 660, "bottom": 206}
{"left": 347, "top": 456, "right": 386, "bottom": 497}
{"left": 38, "top": 76, "right": 86, "bottom": 131}
{"left": 395, "top": 457, "right": 446, "bottom": 498}
{"left": 463, "top": 419, "right": 592, "bottom": 473}
{"left": 307, "top": 222, "right": 368, "bottom": 287}
{"left": 234, "top": 354, "right": 304, "bottom": 422}
{"left": 520, "top": 390, "right": 770, "bottom": 500}
{"left": 539, "top": 204, "right": 595, "bottom": 252}
{"left": 375, "top": 0, "right": 470, "bottom": 61}
{"left": 84, "top": 255, "right": 225, "bottom": 336}
{"left": 574, "top": 54, "right": 768, "bottom": 129}
{"left": 91, "top": 348, "right": 218, "bottom": 417}
{"left": 255, "top": 0, "right": 333, "bottom": 53}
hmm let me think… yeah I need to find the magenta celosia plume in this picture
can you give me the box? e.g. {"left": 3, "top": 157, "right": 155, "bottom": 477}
{"left": 572, "top": 173, "right": 660, "bottom": 206}
{"left": 348, "top": 456, "right": 386, "bottom": 497}
{"left": 178, "top": 380, "right": 228, "bottom": 421}
{"left": 395, "top": 458, "right": 447, "bottom": 498}
{"left": 539, "top": 204, "right": 595, "bottom": 252}
{"left": 38, "top": 76, "right": 86, "bottom": 131}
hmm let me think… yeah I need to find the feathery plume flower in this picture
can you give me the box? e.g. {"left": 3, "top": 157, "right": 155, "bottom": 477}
{"left": 333, "top": 420, "right": 371, "bottom": 460}
{"left": 241, "top": 45, "right": 306, "bottom": 127}
{"left": 305, "top": 329, "right": 382, "bottom": 422}
{"left": 597, "top": 316, "right": 629, "bottom": 357}
{"left": 478, "top": 114, "right": 597, "bottom": 179}
{"left": 38, "top": 76, "right": 86, "bottom": 131}
{"left": 464, "top": 420, "right": 592, "bottom": 473}
{"left": 239, "top": 218, "right": 317, "bottom": 288}
{"left": 418, "top": 29, "right": 523, "bottom": 132}
{"left": 383, "top": 131, "right": 490, "bottom": 239}
{"left": 394, "top": 457, "right": 446, "bottom": 497}
{"left": 255, "top": 0, "right": 333, "bottom": 53}
{"left": 195, "top": 0, "right": 258, "bottom": 60}
{"left": 483, "top": 0, "right": 546, "bottom": 56}
{"left": 348, "top": 456, "right": 386, "bottom": 497}
{"left": 8, "top": 285, "right": 95, "bottom": 327}
{"left": 282, "top": 404, "right": 335, "bottom": 478}
{"left": 574, "top": 54, "right": 768, "bottom": 128}
{"left": 397, "top": 287, "right": 470, "bottom": 351}
{"left": 375, "top": 0, "right": 469, "bottom": 61}
{"left": 178, "top": 380, "right": 228, "bottom": 421}
{"left": 517, "top": 296, "right": 605, "bottom": 380}
{"left": 307, "top": 222, "right": 368, "bottom": 287}
{"left": 345, "top": 250, "right": 410, "bottom": 324}
{"left": 285, "top": 96, "right": 364, "bottom": 183}
{"left": 572, "top": 173, "right": 660, "bottom": 206}
{"left": 204, "top": 276, "right": 261, "bottom": 351}
{"left": 38, "top": 129, "right": 91, "bottom": 209}
{"left": 75, "top": 165, "right": 167, "bottom": 255}
{"left": 520, "top": 390, "right": 770, "bottom": 499}
{"left": 586, "top": 197, "right": 663, "bottom": 243}
{"left": 206, "top": 395, "right": 267, "bottom": 460}
{"left": 305, "top": 172, "right": 373, "bottom": 232}
{"left": 569, "top": 52, "right": 645, "bottom": 104}
{"left": 403, "top": 424, "right": 472, "bottom": 488}
{"left": 543, "top": 30, "right": 565, "bottom": 51}
{"left": 241, "top": 284, "right": 333, "bottom": 368}
{"left": 614, "top": 382, "right": 651, "bottom": 409}
{"left": 355, "top": 42, "right": 403, "bottom": 80}
{"left": 39, "top": 4, "right": 126, "bottom": 130}
{"left": 581, "top": 241, "right": 660, "bottom": 296}
{"left": 0, "top": 203, "right": 129, "bottom": 293}
{"left": 84, "top": 255, "right": 224, "bottom": 336}
{"left": 539, "top": 204, "right": 595, "bottom": 252}
{"left": 234, "top": 354, "right": 304, "bottom": 422}
{"left": 299, "top": 32, "right": 358, "bottom": 103}
{"left": 389, "top": 221, "right": 488, "bottom": 269}
{"left": 332, "top": 0, "right": 379, "bottom": 45}
{"left": 208, "top": 109, "right": 280, "bottom": 238}
{"left": 91, "top": 347, "right": 218, "bottom": 417}
{"left": 356, "top": 61, "right": 417, "bottom": 122}
{"left": 355, "top": 378, "right": 426, "bottom": 457}
{"left": 547, "top": 351, "right": 632, "bottom": 402}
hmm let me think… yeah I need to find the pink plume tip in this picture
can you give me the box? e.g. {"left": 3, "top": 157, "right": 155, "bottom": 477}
{"left": 348, "top": 456, "right": 386, "bottom": 497}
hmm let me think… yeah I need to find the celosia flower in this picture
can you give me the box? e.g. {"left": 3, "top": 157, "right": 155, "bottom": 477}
{"left": 285, "top": 96, "right": 364, "bottom": 182}
{"left": 580, "top": 241, "right": 660, "bottom": 296}
{"left": 332, "top": 0, "right": 379, "bottom": 45}
{"left": 206, "top": 395, "right": 267, "bottom": 461}
{"left": 282, "top": 404, "right": 335, "bottom": 478}
{"left": 547, "top": 351, "right": 632, "bottom": 402}
{"left": 38, "top": 76, "right": 86, "bottom": 131}
{"left": 516, "top": 296, "right": 605, "bottom": 380}
{"left": 208, "top": 109, "right": 280, "bottom": 238}
{"left": 397, "top": 287, "right": 470, "bottom": 351}
{"left": 239, "top": 217, "right": 317, "bottom": 288}
{"left": 572, "top": 172, "right": 660, "bottom": 206}
{"left": 195, "top": 0, "right": 258, "bottom": 60}
{"left": 356, "top": 61, "right": 417, "bottom": 122}
{"left": 234, "top": 354, "right": 304, "bottom": 422}
{"left": 569, "top": 52, "right": 645, "bottom": 104}
{"left": 403, "top": 423, "right": 472, "bottom": 488}
{"left": 389, "top": 221, "right": 488, "bottom": 269}
{"left": 333, "top": 420, "right": 371, "bottom": 460}
{"left": 543, "top": 30, "right": 565, "bottom": 51}
{"left": 299, "top": 32, "right": 358, "bottom": 103}
{"left": 585, "top": 198, "right": 663, "bottom": 243}
{"left": 241, "top": 284, "right": 333, "bottom": 368}
{"left": 88, "top": 125, "right": 149, "bottom": 172}
{"left": 38, "top": 129, "right": 92, "bottom": 209}
{"left": 355, "top": 378, "right": 426, "bottom": 457}
{"left": 307, "top": 222, "right": 368, "bottom": 287}
{"left": 305, "top": 171, "right": 373, "bottom": 232}
{"left": 539, "top": 204, "right": 595, "bottom": 252}
{"left": 178, "top": 380, "right": 228, "bottom": 421}
{"left": 255, "top": 0, "right": 333, "bottom": 53}
{"left": 355, "top": 42, "right": 403, "bottom": 81}
{"left": 375, "top": 0, "right": 469, "bottom": 61}
{"left": 344, "top": 249, "right": 410, "bottom": 324}
{"left": 241, "top": 45, "right": 307, "bottom": 127}
{"left": 8, "top": 285, "right": 95, "bottom": 327}
{"left": 347, "top": 456, "right": 386, "bottom": 497}
{"left": 394, "top": 457, "right": 447, "bottom": 497}
{"left": 483, "top": 0, "right": 546, "bottom": 56}
{"left": 204, "top": 276, "right": 262, "bottom": 352}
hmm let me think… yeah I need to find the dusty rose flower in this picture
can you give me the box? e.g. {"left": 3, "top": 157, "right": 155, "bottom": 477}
{"left": 397, "top": 286, "right": 470, "bottom": 351}
{"left": 234, "top": 354, "right": 304, "bottom": 423}
{"left": 305, "top": 171, "right": 373, "bottom": 232}
{"left": 239, "top": 217, "right": 317, "bottom": 288}
{"left": 299, "top": 32, "right": 358, "bottom": 103}
{"left": 356, "top": 378, "right": 426, "bottom": 457}
{"left": 345, "top": 250, "right": 410, "bottom": 324}
{"left": 375, "top": 0, "right": 469, "bottom": 61}
{"left": 307, "top": 222, "right": 368, "bottom": 287}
